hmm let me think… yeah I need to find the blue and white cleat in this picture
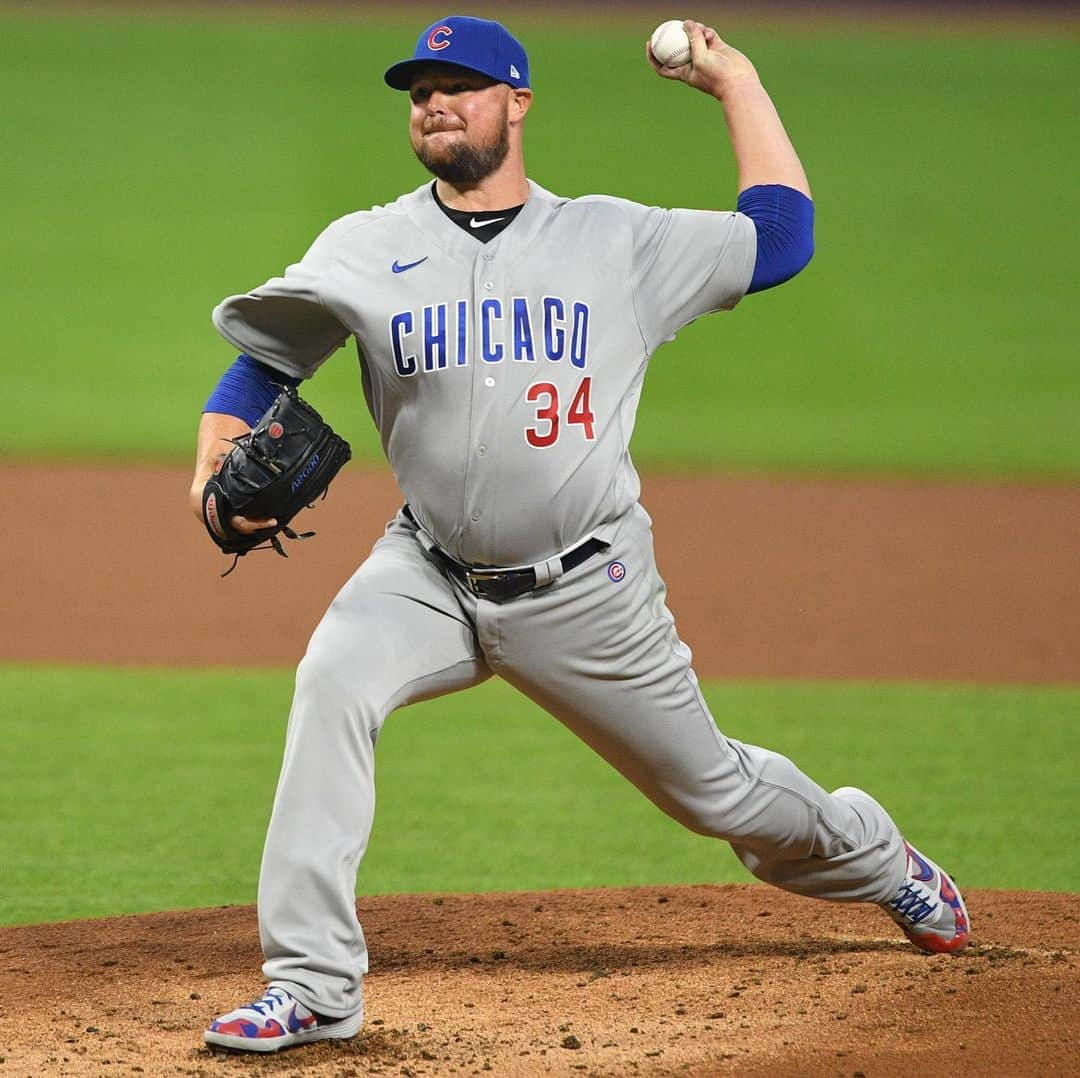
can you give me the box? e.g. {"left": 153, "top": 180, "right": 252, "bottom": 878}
{"left": 834, "top": 786, "right": 971, "bottom": 955}
{"left": 883, "top": 838, "right": 971, "bottom": 954}
{"left": 203, "top": 985, "right": 363, "bottom": 1053}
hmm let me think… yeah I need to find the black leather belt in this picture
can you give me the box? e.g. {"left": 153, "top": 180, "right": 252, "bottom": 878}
{"left": 403, "top": 505, "right": 605, "bottom": 603}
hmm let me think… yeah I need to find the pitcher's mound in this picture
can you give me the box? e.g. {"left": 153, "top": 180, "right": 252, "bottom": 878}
{"left": 1, "top": 884, "right": 1076, "bottom": 1075}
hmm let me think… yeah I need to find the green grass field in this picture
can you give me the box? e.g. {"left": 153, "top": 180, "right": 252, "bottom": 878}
{"left": 3, "top": 666, "right": 1076, "bottom": 927}
{"left": 2, "top": 9, "right": 1078, "bottom": 475}
{"left": 1, "top": 9, "right": 1076, "bottom": 930}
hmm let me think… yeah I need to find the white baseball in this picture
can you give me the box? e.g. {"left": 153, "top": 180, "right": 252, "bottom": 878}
{"left": 650, "top": 20, "right": 691, "bottom": 68}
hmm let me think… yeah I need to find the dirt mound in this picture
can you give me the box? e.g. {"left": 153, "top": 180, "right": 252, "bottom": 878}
{"left": 1, "top": 884, "right": 1075, "bottom": 1076}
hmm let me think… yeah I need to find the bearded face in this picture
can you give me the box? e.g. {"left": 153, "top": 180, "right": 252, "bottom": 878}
{"left": 408, "top": 68, "right": 513, "bottom": 186}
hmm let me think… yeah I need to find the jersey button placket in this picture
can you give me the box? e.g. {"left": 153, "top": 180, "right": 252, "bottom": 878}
{"left": 463, "top": 248, "right": 500, "bottom": 554}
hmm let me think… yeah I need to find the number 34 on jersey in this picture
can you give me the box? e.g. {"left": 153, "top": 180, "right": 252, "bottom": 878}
{"left": 525, "top": 377, "right": 595, "bottom": 448}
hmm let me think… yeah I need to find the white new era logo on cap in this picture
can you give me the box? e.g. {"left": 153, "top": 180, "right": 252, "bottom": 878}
{"left": 510, "top": 64, "right": 520, "bottom": 78}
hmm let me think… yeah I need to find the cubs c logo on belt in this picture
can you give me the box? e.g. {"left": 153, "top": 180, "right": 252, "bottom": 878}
{"left": 607, "top": 561, "right": 626, "bottom": 583}
{"left": 428, "top": 25, "right": 453, "bottom": 50}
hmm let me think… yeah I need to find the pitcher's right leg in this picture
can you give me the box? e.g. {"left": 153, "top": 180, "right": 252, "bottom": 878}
{"left": 255, "top": 523, "right": 487, "bottom": 1023}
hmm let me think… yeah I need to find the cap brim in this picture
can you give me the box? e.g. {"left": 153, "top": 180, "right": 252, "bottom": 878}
{"left": 384, "top": 58, "right": 500, "bottom": 91}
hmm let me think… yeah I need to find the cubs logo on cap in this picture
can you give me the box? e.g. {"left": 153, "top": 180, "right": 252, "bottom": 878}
{"left": 427, "top": 25, "right": 453, "bottom": 51}
{"left": 384, "top": 15, "right": 530, "bottom": 91}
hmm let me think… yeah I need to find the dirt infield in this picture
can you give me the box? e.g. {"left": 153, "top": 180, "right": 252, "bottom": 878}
{"left": 6, "top": 464, "right": 1079, "bottom": 682}
{"left": 1, "top": 885, "right": 1075, "bottom": 1076}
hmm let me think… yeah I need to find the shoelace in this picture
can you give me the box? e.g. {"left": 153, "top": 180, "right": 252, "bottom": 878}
{"left": 888, "top": 881, "right": 939, "bottom": 925}
{"left": 245, "top": 988, "right": 290, "bottom": 1017}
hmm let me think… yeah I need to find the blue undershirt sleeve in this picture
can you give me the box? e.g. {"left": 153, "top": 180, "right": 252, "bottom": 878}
{"left": 203, "top": 354, "right": 302, "bottom": 426}
{"left": 736, "top": 184, "right": 815, "bottom": 294}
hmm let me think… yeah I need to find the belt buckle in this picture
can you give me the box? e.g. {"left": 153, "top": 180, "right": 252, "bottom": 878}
{"left": 465, "top": 569, "right": 502, "bottom": 598}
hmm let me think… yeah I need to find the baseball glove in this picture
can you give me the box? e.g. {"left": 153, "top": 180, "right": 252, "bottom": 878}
{"left": 201, "top": 386, "right": 352, "bottom": 575}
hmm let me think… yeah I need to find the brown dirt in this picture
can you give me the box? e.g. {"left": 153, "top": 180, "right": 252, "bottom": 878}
{"left": 0, "top": 885, "right": 1076, "bottom": 1077}
{"left": 5, "top": 464, "right": 1079, "bottom": 682}
{"left": 4, "top": 464, "right": 1079, "bottom": 1074}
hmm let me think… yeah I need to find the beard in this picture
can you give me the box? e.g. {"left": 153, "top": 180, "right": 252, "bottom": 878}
{"left": 414, "top": 116, "right": 510, "bottom": 185}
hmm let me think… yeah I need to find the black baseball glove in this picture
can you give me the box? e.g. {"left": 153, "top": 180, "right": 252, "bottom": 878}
{"left": 201, "top": 386, "right": 352, "bottom": 575}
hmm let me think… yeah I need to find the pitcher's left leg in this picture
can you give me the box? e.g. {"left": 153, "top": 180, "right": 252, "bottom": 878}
{"left": 491, "top": 504, "right": 906, "bottom": 905}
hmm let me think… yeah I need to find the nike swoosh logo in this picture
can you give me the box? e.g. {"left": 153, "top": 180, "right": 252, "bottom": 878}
{"left": 470, "top": 217, "right": 505, "bottom": 229}
{"left": 905, "top": 842, "right": 936, "bottom": 883}
{"left": 392, "top": 256, "right": 428, "bottom": 274}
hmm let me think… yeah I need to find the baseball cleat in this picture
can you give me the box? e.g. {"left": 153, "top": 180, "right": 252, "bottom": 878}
{"left": 883, "top": 838, "right": 971, "bottom": 954}
{"left": 833, "top": 786, "right": 971, "bottom": 955}
{"left": 203, "top": 986, "right": 362, "bottom": 1053}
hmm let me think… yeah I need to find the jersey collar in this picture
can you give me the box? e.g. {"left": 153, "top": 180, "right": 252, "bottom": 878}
{"left": 404, "top": 179, "right": 558, "bottom": 266}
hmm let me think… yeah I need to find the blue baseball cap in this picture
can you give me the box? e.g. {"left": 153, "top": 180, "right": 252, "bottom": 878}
{"left": 384, "top": 16, "right": 530, "bottom": 91}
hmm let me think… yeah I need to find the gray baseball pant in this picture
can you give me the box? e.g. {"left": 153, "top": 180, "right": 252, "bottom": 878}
{"left": 257, "top": 504, "right": 906, "bottom": 1018}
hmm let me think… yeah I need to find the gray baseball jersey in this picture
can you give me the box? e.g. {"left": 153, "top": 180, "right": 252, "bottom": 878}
{"left": 210, "top": 180, "right": 908, "bottom": 1022}
{"left": 213, "top": 180, "right": 756, "bottom": 566}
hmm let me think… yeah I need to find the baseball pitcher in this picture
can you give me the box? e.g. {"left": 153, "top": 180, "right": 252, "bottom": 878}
{"left": 191, "top": 16, "right": 970, "bottom": 1053}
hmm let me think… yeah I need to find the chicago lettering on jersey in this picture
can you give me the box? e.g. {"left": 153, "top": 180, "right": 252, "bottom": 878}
{"left": 389, "top": 296, "right": 590, "bottom": 377}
